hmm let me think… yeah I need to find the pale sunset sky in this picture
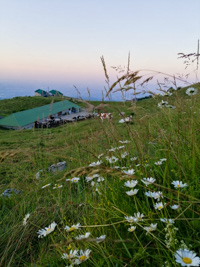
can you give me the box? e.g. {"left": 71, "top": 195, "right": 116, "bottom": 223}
{"left": 0, "top": 0, "right": 199, "bottom": 100}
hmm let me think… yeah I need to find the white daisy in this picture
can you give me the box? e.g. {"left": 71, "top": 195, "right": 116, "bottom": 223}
{"left": 130, "top": 157, "right": 138, "bottom": 161}
{"left": 75, "top": 232, "right": 90, "bottom": 240}
{"left": 85, "top": 176, "right": 93, "bottom": 182}
{"left": 53, "top": 184, "right": 63, "bottom": 189}
{"left": 125, "top": 216, "right": 135, "bottom": 223}
{"left": 175, "top": 248, "right": 200, "bottom": 266}
{"left": 65, "top": 223, "right": 81, "bottom": 232}
{"left": 126, "top": 189, "right": 139, "bottom": 196}
{"left": 145, "top": 191, "right": 163, "bottom": 200}
{"left": 171, "top": 204, "right": 180, "bottom": 210}
{"left": 41, "top": 183, "right": 51, "bottom": 189}
{"left": 108, "top": 147, "right": 117, "bottom": 152}
{"left": 144, "top": 223, "right": 157, "bottom": 233}
{"left": 186, "top": 87, "right": 198, "bottom": 96}
{"left": 106, "top": 156, "right": 119, "bottom": 163}
{"left": 128, "top": 226, "right": 136, "bottom": 232}
{"left": 171, "top": 181, "right": 188, "bottom": 189}
{"left": 98, "top": 153, "right": 104, "bottom": 159}
{"left": 123, "top": 169, "right": 135, "bottom": 175}
{"left": 95, "top": 235, "right": 106, "bottom": 243}
{"left": 141, "top": 177, "right": 156, "bottom": 186}
{"left": 133, "top": 212, "right": 144, "bottom": 222}
{"left": 37, "top": 221, "right": 57, "bottom": 238}
{"left": 23, "top": 213, "right": 30, "bottom": 226}
{"left": 121, "top": 152, "right": 129, "bottom": 158}
{"left": 74, "top": 249, "right": 91, "bottom": 264}
{"left": 124, "top": 180, "right": 138, "bottom": 188}
{"left": 89, "top": 160, "right": 102, "bottom": 167}
{"left": 160, "top": 218, "right": 175, "bottom": 224}
{"left": 97, "top": 177, "right": 104, "bottom": 182}
{"left": 158, "top": 100, "right": 168, "bottom": 108}
{"left": 61, "top": 249, "right": 79, "bottom": 260}
{"left": 119, "top": 140, "right": 130, "bottom": 144}
{"left": 117, "top": 145, "right": 125, "bottom": 150}
{"left": 71, "top": 177, "right": 80, "bottom": 183}
{"left": 154, "top": 202, "right": 165, "bottom": 211}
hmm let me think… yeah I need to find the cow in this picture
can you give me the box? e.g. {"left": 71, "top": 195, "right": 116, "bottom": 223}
{"left": 97, "top": 113, "right": 113, "bottom": 121}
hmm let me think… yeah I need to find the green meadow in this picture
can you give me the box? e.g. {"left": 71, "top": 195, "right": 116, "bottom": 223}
{"left": 0, "top": 84, "right": 200, "bottom": 266}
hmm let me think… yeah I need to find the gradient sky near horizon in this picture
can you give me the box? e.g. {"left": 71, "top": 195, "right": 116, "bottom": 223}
{"left": 0, "top": 0, "right": 199, "bottom": 100}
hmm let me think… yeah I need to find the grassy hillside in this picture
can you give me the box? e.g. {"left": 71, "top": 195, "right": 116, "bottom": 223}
{"left": 0, "top": 96, "right": 83, "bottom": 117}
{"left": 0, "top": 86, "right": 200, "bottom": 266}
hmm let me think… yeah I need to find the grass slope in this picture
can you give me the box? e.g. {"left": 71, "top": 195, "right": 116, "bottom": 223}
{"left": 0, "top": 85, "right": 200, "bottom": 266}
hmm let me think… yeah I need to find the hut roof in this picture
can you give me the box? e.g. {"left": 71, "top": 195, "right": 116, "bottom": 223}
{"left": 0, "top": 100, "right": 80, "bottom": 128}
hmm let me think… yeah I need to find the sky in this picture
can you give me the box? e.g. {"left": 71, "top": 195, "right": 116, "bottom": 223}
{"left": 0, "top": 0, "right": 199, "bottom": 100}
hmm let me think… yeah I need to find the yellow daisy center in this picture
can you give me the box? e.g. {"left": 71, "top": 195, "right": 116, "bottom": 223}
{"left": 158, "top": 206, "right": 162, "bottom": 210}
{"left": 69, "top": 226, "right": 75, "bottom": 231}
{"left": 68, "top": 254, "right": 73, "bottom": 259}
{"left": 177, "top": 184, "right": 180, "bottom": 187}
{"left": 79, "top": 255, "right": 87, "bottom": 262}
{"left": 74, "top": 179, "right": 77, "bottom": 182}
{"left": 182, "top": 257, "right": 192, "bottom": 264}
{"left": 46, "top": 228, "right": 51, "bottom": 233}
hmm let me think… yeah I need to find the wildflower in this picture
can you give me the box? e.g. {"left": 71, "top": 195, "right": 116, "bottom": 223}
{"left": 65, "top": 223, "right": 81, "bottom": 232}
{"left": 41, "top": 183, "right": 51, "bottom": 189}
{"left": 119, "top": 140, "right": 130, "bottom": 144}
{"left": 53, "top": 184, "right": 63, "bottom": 189}
{"left": 89, "top": 160, "right": 102, "bottom": 167}
{"left": 130, "top": 157, "right": 138, "bottom": 161}
{"left": 95, "top": 235, "right": 106, "bottom": 243}
{"left": 106, "top": 156, "right": 118, "bottom": 163}
{"left": 171, "top": 204, "right": 180, "bottom": 210}
{"left": 124, "top": 180, "right": 138, "bottom": 188}
{"left": 117, "top": 145, "right": 125, "bottom": 150}
{"left": 145, "top": 191, "right": 163, "bottom": 200}
{"left": 23, "top": 213, "right": 30, "bottom": 226}
{"left": 121, "top": 152, "right": 129, "bottom": 158}
{"left": 37, "top": 221, "right": 57, "bottom": 238}
{"left": 108, "top": 147, "right": 117, "bottom": 152}
{"left": 144, "top": 223, "right": 157, "bottom": 233}
{"left": 171, "top": 181, "right": 188, "bottom": 189}
{"left": 125, "top": 216, "right": 136, "bottom": 223}
{"left": 71, "top": 177, "right": 80, "bottom": 183}
{"left": 75, "top": 232, "right": 90, "bottom": 240}
{"left": 160, "top": 218, "right": 175, "bottom": 224}
{"left": 85, "top": 176, "right": 93, "bottom": 182}
{"left": 136, "top": 164, "right": 140, "bottom": 167}
{"left": 66, "top": 177, "right": 80, "bottom": 183}
{"left": 186, "top": 87, "right": 198, "bottom": 96}
{"left": 61, "top": 249, "right": 78, "bottom": 260}
{"left": 126, "top": 189, "right": 139, "bottom": 196}
{"left": 154, "top": 202, "right": 165, "bottom": 211}
{"left": 74, "top": 249, "right": 92, "bottom": 264}
{"left": 97, "top": 177, "right": 104, "bottom": 182}
{"left": 128, "top": 226, "right": 136, "bottom": 232}
{"left": 175, "top": 248, "right": 200, "bottom": 266}
{"left": 133, "top": 212, "right": 144, "bottom": 222}
{"left": 98, "top": 153, "right": 104, "bottom": 159}
{"left": 141, "top": 177, "right": 156, "bottom": 186}
{"left": 123, "top": 169, "right": 135, "bottom": 175}
{"left": 158, "top": 100, "right": 168, "bottom": 108}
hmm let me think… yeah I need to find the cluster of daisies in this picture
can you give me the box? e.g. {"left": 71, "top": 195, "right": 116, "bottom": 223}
{"left": 157, "top": 87, "right": 198, "bottom": 110}
{"left": 22, "top": 217, "right": 106, "bottom": 265}
{"left": 33, "top": 137, "right": 199, "bottom": 266}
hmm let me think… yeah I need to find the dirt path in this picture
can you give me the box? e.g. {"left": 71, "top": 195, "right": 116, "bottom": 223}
{"left": 81, "top": 100, "right": 95, "bottom": 113}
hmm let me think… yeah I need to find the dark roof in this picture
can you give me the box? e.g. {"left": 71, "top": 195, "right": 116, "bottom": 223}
{"left": 49, "top": 90, "right": 63, "bottom": 95}
{"left": 0, "top": 100, "right": 80, "bottom": 128}
{"left": 35, "top": 89, "right": 47, "bottom": 94}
